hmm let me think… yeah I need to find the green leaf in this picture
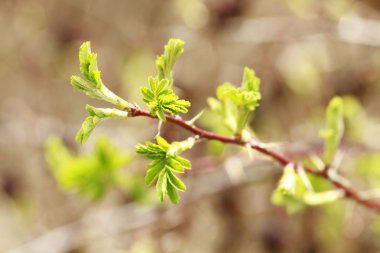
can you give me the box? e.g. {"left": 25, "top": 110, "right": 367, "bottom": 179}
{"left": 166, "top": 169, "right": 186, "bottom": 191}
{"left": 173, "top": 156, "right": 191, "bottom": 169}
{"left": 145, "top": 159, "right": 166, "bottom": 186}
{"left": 156, "top": 170, "right": 168, "bottom": 202}
{"left": 320, "top": 96, "right": 344, "bottom": 165}
{"left": 167, "top": 182, "right": 180, "bottom": 204}
{"left": 156, "top": 136, "right": 171, "bottom": 149}
{"left": 166, "top": 158, "right": 185, "bottom": 173}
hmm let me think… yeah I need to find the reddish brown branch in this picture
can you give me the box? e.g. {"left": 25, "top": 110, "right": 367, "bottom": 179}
{"left": 129, "top": 107, "right": 380, "bottom": 213}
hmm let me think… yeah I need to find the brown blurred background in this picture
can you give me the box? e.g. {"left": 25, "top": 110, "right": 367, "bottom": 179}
{"left": 2, "top": 0, "right": 380, "bottom": 252}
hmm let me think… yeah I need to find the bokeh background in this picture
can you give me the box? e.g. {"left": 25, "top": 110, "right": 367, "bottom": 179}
{"left": 2, "top": 0, "right": 380, "bottom": 252}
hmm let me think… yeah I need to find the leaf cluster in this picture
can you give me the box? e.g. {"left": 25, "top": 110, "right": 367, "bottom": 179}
{"left": 136, "top": 136, "right": 193, "bottom": 204}
{"left": 140, "top": 39, "right": 190, "bottom": 121}
{"left": 207, "top": 67, "right": 261, "bottom": 137}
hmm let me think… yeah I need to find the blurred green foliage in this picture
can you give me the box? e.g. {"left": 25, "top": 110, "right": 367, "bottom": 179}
{"left": 45, "top": 135, "right": 147, "bottom": 201}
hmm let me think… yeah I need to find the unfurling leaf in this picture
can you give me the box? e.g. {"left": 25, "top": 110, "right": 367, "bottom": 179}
{"left": 71, "top": 41, "right": 130, "bottom": 109}
{"left": 156, "top": 39, "right": 184, "bottom": 84}
{"left": 320, "top": 96, "right": 344, "bottom": 165}
{"left": 79, "top": 42, "right": 102, "bottom": 86}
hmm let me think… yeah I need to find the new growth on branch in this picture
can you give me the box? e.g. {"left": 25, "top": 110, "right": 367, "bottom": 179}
{"left": 68, "top": 39, "right": 380, "bottom": 213}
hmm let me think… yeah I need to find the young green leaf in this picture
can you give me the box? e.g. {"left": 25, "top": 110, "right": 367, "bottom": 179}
{"left": 166, "top": 182, "right": 180, "bottom": 204}
{"left": 145, "top": 159, "right": 166, "bottom": 186}
{"left": 320, "top": 96, "right": 344, "bottom": 165}
{"left": 156, "top": 170, "right": 168, "bottom": 202}
{"left": 166, "top": 169, "right": 186, "bottom": 191}
{"left": 167, "top": 158, "right": 185, "bottom": 173}
{"left": 172, "top": 155, "right": 191, "bottom": 169}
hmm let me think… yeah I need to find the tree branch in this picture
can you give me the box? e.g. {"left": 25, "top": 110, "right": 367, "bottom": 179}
{"left": 129, "top": 106, "right": 380, "bottom": 213}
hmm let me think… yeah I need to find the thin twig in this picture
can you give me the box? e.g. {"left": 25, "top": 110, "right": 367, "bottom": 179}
{"left": 129, "top": 106, "right": 380, "bottom": 213}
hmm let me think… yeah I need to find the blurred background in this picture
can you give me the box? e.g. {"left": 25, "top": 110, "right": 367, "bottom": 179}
{"left": 2, "top": 0, "right": 380, "bottom": 252}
